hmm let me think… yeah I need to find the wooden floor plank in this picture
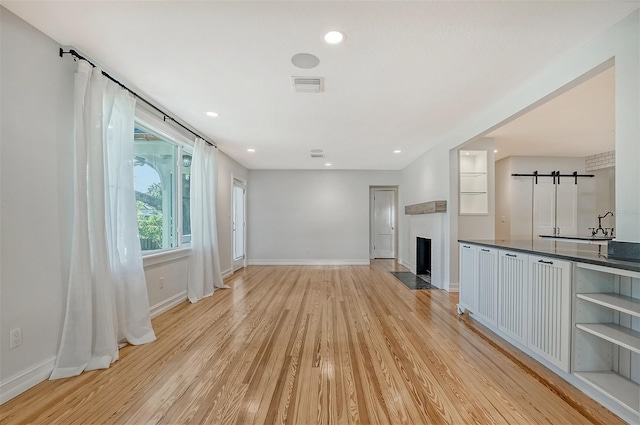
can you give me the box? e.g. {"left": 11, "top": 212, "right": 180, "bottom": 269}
{"left": 0, "top": 260, "right": 626, "bottom": 425}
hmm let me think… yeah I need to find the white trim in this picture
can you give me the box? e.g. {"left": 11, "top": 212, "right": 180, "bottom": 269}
{"left": 222, "top": 267, "right": 233, "bottom": 279}
{"left": 0, "top": 356, "right": 55, "bottom": 405}
{"left": 231, "top": 173, "right": 248, "bottom": 272}
{"left": 143, "top": 248, "right": 191, "bottom": 268}
{"left": 448, "top": 282, "right": 460, "bottom": 292}
{"left": 577, "top": 262, "right": 640, "bottom": 279}
{"left": 149, "top": 291, "right": 187, "bottom": 319}
{"left": 248, "top": 259, "right": 371, "bottom": 266}
{"left": 135, "top": 108, "right": 195, "bottom": 148}
{"left": 398, "top": 258, "right": 412, "bottom": 270}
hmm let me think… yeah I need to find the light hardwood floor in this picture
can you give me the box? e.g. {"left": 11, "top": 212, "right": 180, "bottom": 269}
{"left": 0, "top": 260, "right": 624, "bottom": 424}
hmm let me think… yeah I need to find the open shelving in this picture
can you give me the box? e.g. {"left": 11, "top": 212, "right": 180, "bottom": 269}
{"left": 459, "top": 150, "right": 487, "bottom": 214}
{"left": 573, "top": 263, "right": 640, "bottom": 418}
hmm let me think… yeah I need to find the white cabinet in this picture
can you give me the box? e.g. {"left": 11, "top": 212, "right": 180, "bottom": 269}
{"left": 573, "top": 263, "right": 640, "bottom": 417}
{"left": 498, "top": 250, "right": 528, "bottom": 346}
{"left": 533, "top": 178, "right": 577, "bottom": 237}
{"left": 475, "top": 247, "right": 498, "bottom": 327}
{"left": 459, "top": 244, "right": 572, "bottom": 373}
{"left": 527, "top": 255, "right": 572, "bottom": 372}
{"left": 458, "top": 244, "right": 476, "bottom": 313}
{"left": 459, "top": 150, "right": 488, "bottom": 215}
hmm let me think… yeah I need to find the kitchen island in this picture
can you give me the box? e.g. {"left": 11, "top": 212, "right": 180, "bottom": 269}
{"left": 458, "top": 238, "right": 640, "bottom": 424}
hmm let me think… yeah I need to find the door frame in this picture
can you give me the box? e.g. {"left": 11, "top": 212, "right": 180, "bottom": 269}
{"left": 369, "top": 186, "right": 398, "bottom": 259}
{"left": 231, "top": 175, "right": 247, "bottom": 272}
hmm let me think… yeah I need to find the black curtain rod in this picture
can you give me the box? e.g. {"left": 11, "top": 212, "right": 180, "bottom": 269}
{"left": 511, "top": 170, "right": 594, "bottom": 184}
{"left": 59, "top": 48, "right": 215, "bottom": 148}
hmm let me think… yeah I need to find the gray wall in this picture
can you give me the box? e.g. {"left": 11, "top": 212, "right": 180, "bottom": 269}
{"left": 247, "top": 170, "right": 400, "bottom": 263}
{"left": 1, "top": 7, "right": 75, "bottom": 392}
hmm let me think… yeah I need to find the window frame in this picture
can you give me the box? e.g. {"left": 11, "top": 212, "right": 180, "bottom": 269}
{"left": 134, "top": 111, "right": 194, "bottom": 257}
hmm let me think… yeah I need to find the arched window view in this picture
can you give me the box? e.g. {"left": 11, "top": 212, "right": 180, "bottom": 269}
{"left": 134, "top": 126, "right": 191, "bottom": 251}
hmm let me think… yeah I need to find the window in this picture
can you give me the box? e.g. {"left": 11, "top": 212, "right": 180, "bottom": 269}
{"left": 134, "top": 124, "right": 191, "bottom": 252}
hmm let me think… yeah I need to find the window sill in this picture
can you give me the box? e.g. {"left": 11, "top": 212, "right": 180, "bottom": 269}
{"left": 143, "top": 247, "right": 191, "bottom": 268}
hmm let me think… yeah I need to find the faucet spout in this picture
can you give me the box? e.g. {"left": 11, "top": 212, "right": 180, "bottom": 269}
{"left": 593, "top": 211, "right": 614, "bottom": 237}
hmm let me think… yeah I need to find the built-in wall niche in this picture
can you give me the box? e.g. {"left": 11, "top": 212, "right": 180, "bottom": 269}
{"left": 459, "top": 150, "right": 488, "bottom": 215}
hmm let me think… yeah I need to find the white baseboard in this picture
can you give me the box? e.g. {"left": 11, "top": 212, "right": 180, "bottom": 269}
{"left": 398, "top": 259, "right": 412, "bottom": 270}
{"left": 0, "top": 356, "right": 55, "bottom": 405}
{"left": 248, "top": 259, "right": 370, "bottom": 266}
{"left": 221, "top": 268, "right": 233, "bottom": 279}
{"left": 448, "top": 282, "right": 460, "bottom": 292}
{"left": 150, "top": 291, "right": 187, "bottom": 319}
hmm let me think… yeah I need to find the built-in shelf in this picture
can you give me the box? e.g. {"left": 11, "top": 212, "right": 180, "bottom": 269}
{"left": 576, "top": 323, "right": 640, "bottom": 354}
{"left": 459, "top": 150, "right": 488, "bottom": 215}
{"left": 576, "top": 293, "right": 640, "bottom": 317}
{"left": 573, "top": 264, "right": 640, "bottom": 422}
{"left": 574, "top": 371, "right": 640, "bottom": 416}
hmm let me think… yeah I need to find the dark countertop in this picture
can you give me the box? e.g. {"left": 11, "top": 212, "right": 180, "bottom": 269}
{"left": 539, "top": 234, "right": 614, "bottom": 241}
{"left": 458, "top": 239, "right": 640, "bottom": 273}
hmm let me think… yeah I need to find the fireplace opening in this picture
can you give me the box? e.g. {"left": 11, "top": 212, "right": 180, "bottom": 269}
{"left": 416, "top": 237, "right": 431, "bottom": 283}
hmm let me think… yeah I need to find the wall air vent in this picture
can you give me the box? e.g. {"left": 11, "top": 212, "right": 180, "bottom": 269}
{"left": 310, "top": 153, "right": 325, "bottom": 158}
{"left": 292, "top": 77, "right": 324, "bottom": 93}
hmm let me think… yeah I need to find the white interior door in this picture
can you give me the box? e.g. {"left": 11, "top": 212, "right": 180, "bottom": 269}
{"left": 373, "top": 189, "right": 395, "bottom": 259}
{"left": 233, "top": 184, "right": 246, "bottom": 271}
{"left": 533, "top": 178, "right": 556, "bottom": 237}
{"left": 555, "top": 181, "right": 578, "bottom": 236}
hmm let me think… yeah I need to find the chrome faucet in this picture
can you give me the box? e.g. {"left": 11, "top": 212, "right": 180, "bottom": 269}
{"left": 590, "top": 211, "right": 614, "bottom": 237}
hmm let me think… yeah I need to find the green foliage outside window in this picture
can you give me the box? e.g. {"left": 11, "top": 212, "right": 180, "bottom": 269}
{"left": 136, "top": 182, "right": 163, "bottom": 250}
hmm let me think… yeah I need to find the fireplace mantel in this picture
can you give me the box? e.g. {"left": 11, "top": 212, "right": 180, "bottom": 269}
{"left": 404, "top": 200, "right": 447, "bottom": 215}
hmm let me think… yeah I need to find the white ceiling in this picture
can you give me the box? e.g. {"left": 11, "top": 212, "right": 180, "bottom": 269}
{"left": 4, "top": 1, "right": 637, "bottom": 170}
{"left": 488, "top": 66, "right": 615, "bottom": 161}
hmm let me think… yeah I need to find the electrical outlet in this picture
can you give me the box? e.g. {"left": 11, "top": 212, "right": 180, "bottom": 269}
{"left": 10, "top": 328, "right": 22, "bottom": 349}
{"left": 159, "top": 277, "right": 164, "bottom": 289}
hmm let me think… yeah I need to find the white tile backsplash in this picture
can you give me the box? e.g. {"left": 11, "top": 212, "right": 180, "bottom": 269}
{"left": 585, "top": 150, "right": 615, "bottom": 171}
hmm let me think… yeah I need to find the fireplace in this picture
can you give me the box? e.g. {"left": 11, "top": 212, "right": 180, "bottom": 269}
{"left": 416, "top": 237, "right": 431, "bottom": 283}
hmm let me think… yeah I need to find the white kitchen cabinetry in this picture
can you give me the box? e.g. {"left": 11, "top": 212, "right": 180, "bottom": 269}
{"left": 533, "top": 178, "right": 578, "bottom": 237}
{"left": 459, "top": 150, "right": 488, "bottom": 215}
{"left": 458, "top": 244, "right": 477, "bottom": 314}
{"left": 573, "top": 263, "right": 640, "bottom": 417}
{"left": 527, "top": 255, "right": 572, "bottom": 373}
{"left": 475, "top": 247, "right": 498, "bottom": 327}
{"left": 498, "top": 250, "right": 528, "bottom": 346}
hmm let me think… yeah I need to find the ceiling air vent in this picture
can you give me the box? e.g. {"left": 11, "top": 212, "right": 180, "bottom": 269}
{"left": 310, "top": 149, "right": 324, "bottom": 158}
{"left": 292, "top": 76, "right": 324, "bottom": 93}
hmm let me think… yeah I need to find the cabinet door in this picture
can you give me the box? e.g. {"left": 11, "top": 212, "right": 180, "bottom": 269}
{"left": 527, "top": 255, "right": 572, "bottom": 372}
{"left": 555, "top": 182, "right": 578, "bottom": 236}
{"left": 476, "top": 247, "right": 498, "bottom": 327}
{"left": 459, "top": 244, "right": 477, "bottom": 312}
{"left": 533, "top": 178, "right": 556, "bottom": 237}
{"left": 498, "top": 250, "right": 528, "bottom": 346}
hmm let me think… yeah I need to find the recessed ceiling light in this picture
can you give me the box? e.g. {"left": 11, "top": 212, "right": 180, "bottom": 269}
{"left": 325, "top": 163, "right": 332, "bottom": 166}
{"left": 394, "top": 150, "right": 402, "bottom": 154}
{"left": 494, "top": 149, "right": 498, "bottom": 153}
{"left": 324, "top": 31, "right": 344, "bottom": 45}
{"left": 247, "top": 148, "right": 255, "bottom": 153}
{"left": 206, "top": 111, "right": 219, "bottom": 117}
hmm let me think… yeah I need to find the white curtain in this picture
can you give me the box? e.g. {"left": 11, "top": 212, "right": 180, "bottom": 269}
{"left": 187, "top": 138, "right": 229, "bottom": 303}
{"left": 51, "top": 61, "right": 155, "bottom": 380}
